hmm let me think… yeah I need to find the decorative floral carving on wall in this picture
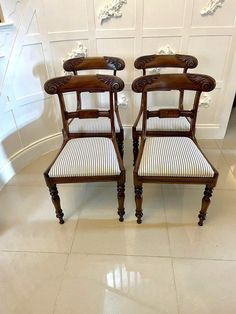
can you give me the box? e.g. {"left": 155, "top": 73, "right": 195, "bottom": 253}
{"left": 200, "top": 0, "right": 225, "bottom": 16}
{"left": 98, "top": 0, "right": 127, "bottom": 24}
{"left": 149, "top": 45, "right": 175, "bottom": 74}
{"left": 61, "top": 41, "right": 87, "bottom": 74}
{"left": 199, "top": 93, "right": 212, "bottom": 108}
{"left": 118, "top": 93, "right": 128, "bottom": 107}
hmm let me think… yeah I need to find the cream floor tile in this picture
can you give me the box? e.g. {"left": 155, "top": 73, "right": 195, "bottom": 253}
{"left": 163, "top": 188, "right": 236, "bottom": 260}
{"left": 8, "top": 150, "right": 59, "bottom": 186}
{"left": 72, "top": 185, "right": 170, "bottom": 256}
{"left": 54, "top": 254, "right": 178, "bottom": 314}
{"left": 173, "top": 258, "right": 236, "bottom": 314}
{"left": 0, "top": 251, "right": 67, "bottom": 314}
{"left": 0, "top": 185, "right": 87, "bottom": 252}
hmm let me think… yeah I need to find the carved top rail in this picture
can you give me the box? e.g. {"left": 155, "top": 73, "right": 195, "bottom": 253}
{"left": 44, "top": 74, "right": 125, "bottom": 94}
{"left": 63, "top": 56, "right": 125, "bottom": 72}
{"left": 132, "top": 73, "right": 216, "bottom": 93}
{"left": 134, "top": 54, "right": 198, "bottom": 70}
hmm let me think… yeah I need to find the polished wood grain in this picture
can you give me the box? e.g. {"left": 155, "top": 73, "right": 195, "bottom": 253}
{"left": 132, "top": 54, "right": 198, "bottom": 164}
{"left": 63, "top": 56, "right": 125, "bottom": 157}
{"left": 132, "top": 73, "right": 218, "bottom": 226}
{"left": 44, "top": 74, "right": 126, "bottom": 224}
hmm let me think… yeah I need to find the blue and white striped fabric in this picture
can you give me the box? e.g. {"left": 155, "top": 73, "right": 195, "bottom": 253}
{"left": 69, "top": 116, "right": 120, "bottom": 133}
{"left": 137, "top": 115, "right": 190, "bottom": 131}
{"left": 138, "top": 137, "right": 214, "bottom": 177}
{"left": 49, "top": 138, "right": 121, "bottom": 177}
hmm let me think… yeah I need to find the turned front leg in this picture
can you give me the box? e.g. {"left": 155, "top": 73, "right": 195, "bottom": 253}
{"left": 117, "top": 183, "right": 125, "bottom": 222}
{"left": 135, "top": 186, "right": 143, "bottom": 224}
{"left": 49, "top": 185, "right": 64, "bottom": 224}
{"left": 133, "top": 138, "right": 139, "bottom": 166}
{"left": 198, "top": 185, "right": 214, "bottom": 226}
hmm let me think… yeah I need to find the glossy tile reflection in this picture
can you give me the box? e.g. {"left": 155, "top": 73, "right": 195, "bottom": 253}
{"left": 1, "top": 108, "right": 236, "bottom": 313}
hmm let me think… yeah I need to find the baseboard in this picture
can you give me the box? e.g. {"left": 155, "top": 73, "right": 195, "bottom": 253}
{"left": 0, "top": 133, "right": 62, "bottom": 190}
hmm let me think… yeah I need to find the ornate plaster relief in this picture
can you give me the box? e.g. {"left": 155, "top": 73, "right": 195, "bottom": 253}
{"left": 199, "top": 93, "right": 212, "bottom": 108}
{"left": 98, "top": 0, "right": 127, "bottom": 24}
{"left": 118, "top": 93, "right": 128, "bottom": 107}
{"left": 200, "top": 0, "right": 225, "bottom": 16}
{"left": 61, "top": 41, "right": 87, "bottom": 74}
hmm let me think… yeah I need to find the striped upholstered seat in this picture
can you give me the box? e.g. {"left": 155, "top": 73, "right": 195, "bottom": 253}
{"left": 137, "top": 115, "right": 190, "bottom": 132}
{"left": 69, "top": 115, "right": 120, "bottom": 133}
{"left": 138, "top": 137, "right": 214, "bottom": 177}
{"left": 49, "top": 138, "right": 121, "bottom": 177}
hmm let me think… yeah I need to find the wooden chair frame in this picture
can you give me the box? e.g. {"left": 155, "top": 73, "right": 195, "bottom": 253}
{"left": 44, "top": 74, "right": 126, "bottom": 223}
{"left": 63, "top": 56, "right": 125, "bottom": 157}
{"left": 132, "top": 54, "right": 198, "bottom": 163}
{"left": 132, "top": 73, "right": 218, "bottom": 226}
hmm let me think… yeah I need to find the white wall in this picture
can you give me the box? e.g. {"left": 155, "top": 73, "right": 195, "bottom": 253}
{"left": 0, "top": 0, "right": 236, "bottom": 188}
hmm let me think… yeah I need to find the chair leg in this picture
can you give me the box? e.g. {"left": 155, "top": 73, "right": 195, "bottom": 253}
{"left": 117, "top": 136, "right": 124, "bottom": 159}
{"left": 135, "top": 185, "right": 143, "bottom": 224}
{"left": 198, "top": 185, "right": 214, "bottom": 226}
{"left": 117, "top": 183, "right": 125, "bottom": 222}
{"left": 133, "top": 137, "right": 139, "bottom": 166}
{"left": 49, "top": 185, "right": 64, "bottom": 224}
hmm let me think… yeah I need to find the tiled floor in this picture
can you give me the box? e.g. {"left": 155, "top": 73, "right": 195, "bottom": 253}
{"left": 1, "top": 108, "right": 236, "bottom": 313}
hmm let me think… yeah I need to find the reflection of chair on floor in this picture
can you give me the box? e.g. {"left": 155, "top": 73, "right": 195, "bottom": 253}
{"left": 132, "top": 73, "right": 218, "bottom": 226}
{"left": 63, "top": 56, "right": 125, "bottom": 157}
{"left": 132, "top": 54, "right": 198, "bottom": 163}
{"left": 44, "top": 74, "right": 126, "bottom": 224}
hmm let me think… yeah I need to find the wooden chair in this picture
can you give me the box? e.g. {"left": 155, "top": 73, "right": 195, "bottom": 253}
{"left": 132, "top": 73, "right": 218, "bottom": 226}
{"left": 44, "top": 74, "right": 126, "bottom": 224}
{"left": 63, "top": 56, "right": 125, "bottom": 157}
{"left": 133, "top": 54, "right": 198, "bottom": 163}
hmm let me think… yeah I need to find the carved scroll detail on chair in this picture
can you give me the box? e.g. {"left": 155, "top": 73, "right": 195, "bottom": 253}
{"left": 97, "top": 74, "right": 124, "bottom": 91}
{"left": 44, "top": 76, "right": 72, "bottom": 94}
{"left": 176, "top": 54, "right": 198, "bottom": 68}
{"left": 187, "top": 74, "right": 216, "bottom": 91}
{"left": 134, "top": 55, "right": 156, "bottom": 69}
{"left": 104, "top": 56, "right": 125, "bottom": 70}
{"left": 132, "top": 75, "right": 160, "bottom": 92}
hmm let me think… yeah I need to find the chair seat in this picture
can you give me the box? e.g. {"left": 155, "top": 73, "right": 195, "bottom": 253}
{"left": 69, "top": 115, "right": 120, "bottom": 133}
{"left": 138, "top": 137, "right": 214, "bottom": 177}
{"left": 49, "top": 138, "right": 121, "bottom": 177}
{"left": 136, "top": 115, "right": 190, "bottom": 132}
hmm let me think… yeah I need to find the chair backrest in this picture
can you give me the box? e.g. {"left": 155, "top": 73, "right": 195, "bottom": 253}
{"left": 134, "top": 54, "right": 198, "bottom": 110}
{"left": 63, "top": 56, "right": 125, "bottom": 112}
{"left": 134, "top": 54, "right": 198, "bottom": 75}
{"left": 132, "top": 73, "right": 215, "bottom": 137}
{"left": 44, "top": 74, "right": 124, "bottom": 139}
{"left": 63, "top": 56, "right": 125, "bottom": 75}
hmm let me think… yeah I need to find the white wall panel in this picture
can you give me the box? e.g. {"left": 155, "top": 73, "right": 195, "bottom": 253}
{"left": 143, "top": 0, "right": 186, "bottom": 29}
{"left": 13, "top": 43, "right": 47, "bottom": 99}
{"left": 42, "top": 0, "right": 88, "bottom": 33}
{"left": 96, "top": 37, "right": 135, "bottom": 82}
{"left": 14, "top": 98, "right": 59, "bottom": 147}
{"left": 187, "top": 35, "right": 231, "bottom": 80}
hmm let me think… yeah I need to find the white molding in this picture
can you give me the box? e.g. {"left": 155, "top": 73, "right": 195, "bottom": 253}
{"left": 0, "top": 133, "right": 62, "bottom": 190}
{"left": 149, "top": 44, "right": 175, "bottom": 74}
{"left": 0, "top": 22, "right": 14, "bottom": 30}
{"left": 200, "top": 0, "right": 225, "bottom": 16}
{"left": 98, "top": 0, "right": 127, "bottom": 24}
